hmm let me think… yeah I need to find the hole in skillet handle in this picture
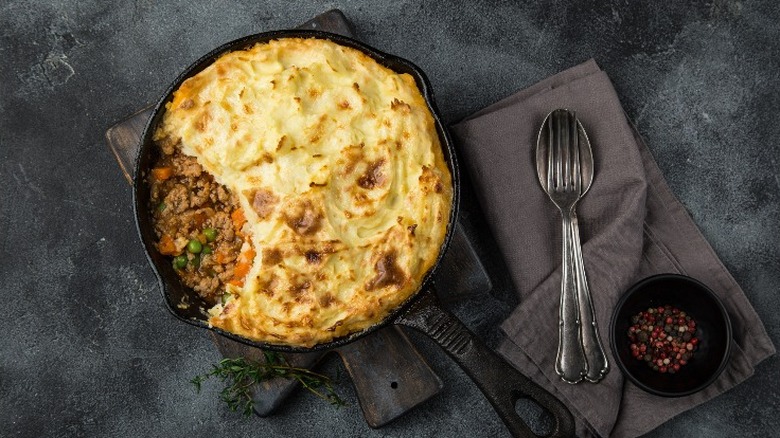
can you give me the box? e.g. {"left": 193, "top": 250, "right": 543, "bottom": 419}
{"left": 395, "top": 287, "right": 575, "bottom": 438}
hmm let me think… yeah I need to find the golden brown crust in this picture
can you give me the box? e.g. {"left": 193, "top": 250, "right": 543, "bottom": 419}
{"left": 154, "top": 37, "right": 452, "bottom": 347}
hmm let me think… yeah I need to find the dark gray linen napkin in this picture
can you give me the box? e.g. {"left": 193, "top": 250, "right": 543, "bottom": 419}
{"left": 451, "top": 59, "right": 775, "bottom": 438}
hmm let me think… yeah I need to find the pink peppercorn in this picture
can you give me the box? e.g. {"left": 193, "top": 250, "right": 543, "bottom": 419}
{"left": 627, "top": 305, "right": 699, "bottom": 374}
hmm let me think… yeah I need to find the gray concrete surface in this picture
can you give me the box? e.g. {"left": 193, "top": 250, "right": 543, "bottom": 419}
{"left": 1, "top": 1, "right": 778, "bottom": 437}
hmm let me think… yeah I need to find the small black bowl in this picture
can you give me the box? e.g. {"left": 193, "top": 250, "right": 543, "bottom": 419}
{"left": 610, "top": 274, "right": 732, "bottom": 397}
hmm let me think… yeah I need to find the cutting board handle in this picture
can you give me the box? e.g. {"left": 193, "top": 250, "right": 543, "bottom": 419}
{"left": 395, "top": 288, "right": 575, "bottom": 438}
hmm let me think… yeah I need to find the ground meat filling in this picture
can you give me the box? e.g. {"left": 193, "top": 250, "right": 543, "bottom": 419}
{"left": 149, "top": 140, "right": 244, "bottom": 304}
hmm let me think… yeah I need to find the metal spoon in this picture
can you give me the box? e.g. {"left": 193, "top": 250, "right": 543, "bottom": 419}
{"left": 536, "top": 109, "right": 609, "bottom": 383}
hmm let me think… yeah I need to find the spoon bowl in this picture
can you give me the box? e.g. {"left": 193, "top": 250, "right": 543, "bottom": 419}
{"left": 536, "top": 111, "right": 594, "bottom": 195}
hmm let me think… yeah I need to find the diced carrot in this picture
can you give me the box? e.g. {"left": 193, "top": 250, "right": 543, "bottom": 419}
{"left": 214, "top": 250, "right": 229, "bottom": 264}
{"left": 227, "top": 278, "right": 244, "bottom": 287}
{"left": 233, "top": 261, "right": 251, "bottom": 279}
{"left": 230, "top": 247, "right": 256, "bottom": 283}
{"left": 231, "top": 208, "right": 246, "bottom": 231}
{"left": 239, "top": 248, "right": 256, "bottom": 264}
{"left": 152, "top": 167, "right": 173, "bottom": 181}
{"left": 158, "top": 234, "right": 178, "bottom": 255}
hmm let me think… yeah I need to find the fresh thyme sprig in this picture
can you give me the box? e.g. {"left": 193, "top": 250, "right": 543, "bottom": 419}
{"left": 191, "top": 351, "right": 345, "bottom": 416}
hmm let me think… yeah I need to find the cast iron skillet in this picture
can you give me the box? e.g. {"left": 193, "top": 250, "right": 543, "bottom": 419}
{"left": 133, "top": 29, "right": 574, "bottom": 438}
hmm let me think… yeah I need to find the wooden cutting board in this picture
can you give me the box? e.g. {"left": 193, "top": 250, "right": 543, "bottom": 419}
{"left": 106, "top": 9, "right": 491, "bottom": 428}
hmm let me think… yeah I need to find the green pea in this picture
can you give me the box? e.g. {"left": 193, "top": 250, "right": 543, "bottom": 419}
{"left": 203, "top": 228, "right": 218, "bottom": 242}
{"left": 173, "top": 255, "right": 188, "bottom": 269}
{"left": 202, "top": 245, "right": 213, "bottom": 255}
{"left": 187, "top": 239, "right": 203, "bottom": 254}
{"left": 157, "top": 202, "right": 166, "bottom": 212}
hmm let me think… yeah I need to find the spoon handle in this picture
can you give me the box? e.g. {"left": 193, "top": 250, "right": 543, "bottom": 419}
{"left": 555, "top": 209, "right": 587, "bottom": 384}
{"left": 569, "top": 211, "right": 609, "bottom": 382}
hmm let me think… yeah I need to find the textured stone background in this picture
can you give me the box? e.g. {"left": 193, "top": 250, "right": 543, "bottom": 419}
{"left": 1, "top": 1, "right": 778, "bottom": 437}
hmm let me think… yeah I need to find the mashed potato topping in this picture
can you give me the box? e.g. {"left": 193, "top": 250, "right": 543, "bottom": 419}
{"left": 153, "top": 37, "right": 452, "bottom": 346}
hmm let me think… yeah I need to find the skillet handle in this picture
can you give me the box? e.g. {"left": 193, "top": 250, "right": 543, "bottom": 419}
{"left": 395, "top": 288, "right": 575, "bottom": 438}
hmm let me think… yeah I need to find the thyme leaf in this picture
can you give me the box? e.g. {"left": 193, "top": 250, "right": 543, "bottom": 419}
{"left": 191, "top": 355, "right": 345, "bottom": 416}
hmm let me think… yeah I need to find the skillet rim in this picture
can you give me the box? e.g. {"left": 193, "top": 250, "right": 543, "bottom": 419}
{"left": 132, "top": 29, "right": 460, "bottom": 352}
